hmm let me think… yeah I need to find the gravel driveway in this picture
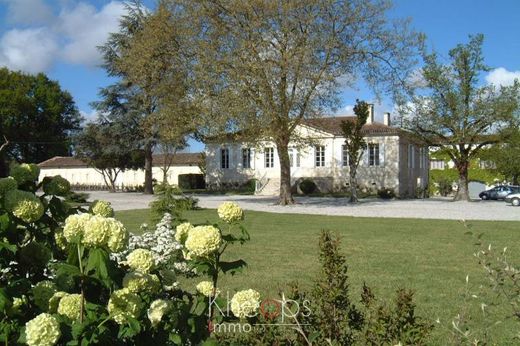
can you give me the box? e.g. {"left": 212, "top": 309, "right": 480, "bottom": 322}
{"left": 84, "top": 191, "right": 520, "bottom": 221}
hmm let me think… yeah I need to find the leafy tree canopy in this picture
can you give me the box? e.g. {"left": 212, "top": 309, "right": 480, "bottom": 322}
{"left": 0, "top": 68, "right": 82, "bottom": 175}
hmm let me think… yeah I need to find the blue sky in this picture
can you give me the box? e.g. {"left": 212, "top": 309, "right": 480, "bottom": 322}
{"left": 1, "top": 0, "right": 520, "bottom": 152}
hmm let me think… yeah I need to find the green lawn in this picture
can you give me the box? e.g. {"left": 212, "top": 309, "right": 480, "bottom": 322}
{"left": 116, "top": 208, "right": 520, "bottom": 344}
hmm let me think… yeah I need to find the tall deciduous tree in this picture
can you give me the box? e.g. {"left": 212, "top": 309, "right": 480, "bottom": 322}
{"left": 167, "top": 0, "right": 421, "bottom": 204}
{"left": 399, "top": 35, "right": 520, "bottom": 200}
{"left": 97, "top": 1, "right": 193, "bottom": 194}
{"left": 341, "top": 100, "right": 369, "bottom": 203}
{"left": 0, "top": 68, "right": 81, "bottom": 176}
{"left": 75, "top": 122, "right": 144, "bottom": 192}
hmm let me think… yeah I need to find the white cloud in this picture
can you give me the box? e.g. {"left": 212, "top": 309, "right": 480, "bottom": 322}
{"left": 0, "top": 1, "right": 127, "bottom": 73}
{"left": 485, "top": 67, "right": 520, "bottom": 87}
{"left": 58, "top": 1, "right": 126, "bottom": 66}
{"left": 1, "top": 0, "right": 54, "bottom": 25}
{"left": 0, "top": 28, "right": 58, "bottom": 73}
{"left": 335, "top": 104, "right": 354, "bottom": 116}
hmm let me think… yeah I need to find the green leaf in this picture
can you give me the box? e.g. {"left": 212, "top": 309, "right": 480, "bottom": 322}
{"left": 169, "top": 333, "right": 182, "bottom": 345}
{"left": 0, "top": 241, "right": 16, "bottom": 254}
{"left": 0, "top": 213, "right": 10, "bottom": 232}
{"left": 0, "top": 288, "right": 11, "bottom": 311}
{"left": 85, "top": 248, "right": 115, "bottom": 288}
{"left": 219, "top": 260, "right": 247, "bottom": 276}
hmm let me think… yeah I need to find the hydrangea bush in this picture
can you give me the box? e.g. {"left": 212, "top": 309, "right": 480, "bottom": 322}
{"left": 0, "top": 167, "right": 256, "bottom": 345}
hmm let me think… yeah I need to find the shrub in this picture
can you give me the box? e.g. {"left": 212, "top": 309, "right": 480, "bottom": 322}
{"left": 438, "top": 178, "right": 454, "bottom": 197}
{"left": 0, "top": 167, "right": 253, "bottom": 345}
{"left": 149, "top": 183, "right": 198, "bottom": 220}
{"left": 299, "top": 178, "right": 318, "bottom": 194}
{"left": 64, "top": 191, "right": 89, "bottom": 204}
{"left": 377, "top": 187, "right": 395, "bottom": 199}
{"left": 241, "top": 179, "right": 256, "bottom": 194}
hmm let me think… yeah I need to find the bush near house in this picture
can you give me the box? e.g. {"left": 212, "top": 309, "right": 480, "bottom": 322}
{"left": 178, "top": 174, "right": 205, "bottom": 190}
{"left": 299, "top": 178, "right": 318, "bottom": 195}
{"left": 429, "top": 168, "right": 504, "bottom": 196}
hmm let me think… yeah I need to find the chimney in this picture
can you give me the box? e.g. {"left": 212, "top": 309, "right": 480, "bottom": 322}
{"left": 384, "top": 112, "right": 391, "bottom": 126}
{"left": 367, "top": 104, "right": 374, "bottom": 124}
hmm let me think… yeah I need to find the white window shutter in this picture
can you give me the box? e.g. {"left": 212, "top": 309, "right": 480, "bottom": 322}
{"left": 379, "top": 143, "right": 385, "bottom": 166}
{"left": 250, "top": 148, "right": 255, "bottom": 169}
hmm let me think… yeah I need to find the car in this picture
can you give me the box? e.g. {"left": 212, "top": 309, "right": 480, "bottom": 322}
{"left": 479, "top": 185, "right": 520, "bottom": 200}
{"left": 505, "top": 192, "right": 520, "bottom": 206}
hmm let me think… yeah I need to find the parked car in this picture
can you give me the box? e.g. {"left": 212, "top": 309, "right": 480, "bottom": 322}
{"left": 505, "top": 192, "right": 520, "bottom": 206}
{"left": 478, "top": 185, "right": 520, "bottom": 200}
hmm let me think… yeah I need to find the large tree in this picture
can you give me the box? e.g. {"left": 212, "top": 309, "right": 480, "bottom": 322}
{"left": 97, "top": 1, "right": 193, "bottom": 194}
{"left": 399, "top": 35, "right": 520, "bottom": 201}
{"left": 75, "top": 122, "right": 144, "bottom": 192}
{"left": 341, "top": 100, "right": 369, "bottom": 203}
{"left": 0, "top": 68, "right": 82, "bottom": 176}
{"left": 166, "top": 0, "right": 421, "bottom": 204}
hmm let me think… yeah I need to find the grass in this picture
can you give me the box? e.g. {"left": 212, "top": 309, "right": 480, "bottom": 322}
{"left": 115, "top": 208, "right": 520, "bottom": 344}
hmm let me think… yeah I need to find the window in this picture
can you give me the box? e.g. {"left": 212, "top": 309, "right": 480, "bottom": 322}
{"left": 242, "top": 148, "right": 251, "bottom": 169}
{"left": 408, "top": 144, "right": 415, "bottom": 169}
{"left": 430, "top": 160, "right": 445, "bottom": 170}
{"left": 342, "top": 145, "right": 349, "bottom": 167}
{"left": 368, "top": 143, "right": 380, "bottom": 166}
{"left": 315, "top": 145, "right": 325, "bottom": 167}
{"left": 264, "top": 147, "right": 274, "bottom": 168}
{"left": 220, "top": 148, "right": 229, "bottom": 169}
{"left": 289, "top": 148, "right": 300, "bottom": 168}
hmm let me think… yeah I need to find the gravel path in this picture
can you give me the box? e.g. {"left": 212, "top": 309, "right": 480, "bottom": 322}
{"left": 84, "top": 191, "right": 520, "bottom": 221}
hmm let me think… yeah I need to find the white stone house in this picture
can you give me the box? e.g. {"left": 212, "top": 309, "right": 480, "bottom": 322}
{"left": 205, "top": 109, "right": 429, "bottom": 197}
{"left": 38, "top": 153, "right": 203, "bottom": 190}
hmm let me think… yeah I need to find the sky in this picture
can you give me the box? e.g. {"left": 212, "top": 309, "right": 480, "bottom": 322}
{"left": 1, "top": 0, "right": 520, "bottom": 152}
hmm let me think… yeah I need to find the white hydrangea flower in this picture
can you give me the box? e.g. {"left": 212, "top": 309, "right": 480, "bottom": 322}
{"left": 126, "top": 249, "right": 155, "bottom": 273}
{"left": 185, "top": 225, "right": 221, "bottom": 258}
{"left": 217, "top": 202, "right": 244, "bottom": 223}
{"left": 147, "top": 299, "right": 171, "bottom": 326}
{"left": 63, "top": 213, "right": 92, "bottom": 243}
{"left": 25, "top": 313, "right": 61, "bottom": 346}
{"left": 230, "top": 289, "right": 261, "bottom": 318}
{"left": 196, "top": 281, "right": 219, "bottom": 297}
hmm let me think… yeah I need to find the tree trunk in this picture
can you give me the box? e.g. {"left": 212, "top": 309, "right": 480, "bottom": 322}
{"left": 348, "top": 164, "right": 358, "bottom": 203}
{"left": 144, "top": 143, "right": 154, "bottom": 194}
{"left": 454, "top": 160, "right": 470, "bottom": 201}
{"left": 276, "top": 141, "right": 294, "bottom": 205}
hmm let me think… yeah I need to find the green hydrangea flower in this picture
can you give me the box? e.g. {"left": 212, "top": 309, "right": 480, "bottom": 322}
{"left": 57, "top": 293, "right": 82, "bottom": 321}
{"left": 175, "top": 222, "right": 193, "bottom": 243}
{"left": 123, "top": 272, "right": 160, "bottom": 293}
{"left": 126, "top": 249, "right": 155, "bottom": 273}
{"left": 43, "top": 176, "right": 71, "bottom": 196}
{"left": 0, "top": 177, "right": 17, "bottom": 195}
{"left": 89, "top": 200, "right": 114, "bottom": 217}
{"left": 32, "top": 281, "right": 57, "bottom": 311}
{"left": 106, "top": 218, "right": 128, "bottom": 252}
{"left": 54, "top": 230, "right": 67, "bottom": 251}
{"left": 25, "top": 313, "right": 61, "bottom": 346}
{"left": 48, "top": 291, "right": 67, "bottom": 313}
{"left": 82, "top": 215, "right": 111, "bottom": 248}
{"left": 19, "top": 242, "right": 51, "bottom": 268}
{"left": 107, "top": 288, "right": 143, "bottom": 325}
{"left": 4, "top": 189, "right": 44, "bottom": 223}
{"left": 10, "top": 163, "right": 40, "bottom": 184}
